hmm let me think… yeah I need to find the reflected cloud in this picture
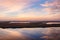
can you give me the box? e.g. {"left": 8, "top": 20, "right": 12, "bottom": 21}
{"left": 0, "top": 28, "right": 60, "bottom": 40}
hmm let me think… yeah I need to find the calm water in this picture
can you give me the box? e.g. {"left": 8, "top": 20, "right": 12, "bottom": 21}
{"left": 0, "top": 27, "right": 60, "bottom": 40}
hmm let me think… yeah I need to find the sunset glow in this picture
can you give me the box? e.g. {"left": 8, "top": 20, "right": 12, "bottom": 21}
{"left": 0, "top": 0, "right": 60, "bottom": 21}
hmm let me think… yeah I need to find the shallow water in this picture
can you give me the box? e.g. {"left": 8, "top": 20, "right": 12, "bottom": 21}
{"left": 0, "top": 27, "right": 60, "bottom": 40}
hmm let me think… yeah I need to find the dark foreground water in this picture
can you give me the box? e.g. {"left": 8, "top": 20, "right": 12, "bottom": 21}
{"left": 0, "top": 27, "right": 60, "bottom": 40}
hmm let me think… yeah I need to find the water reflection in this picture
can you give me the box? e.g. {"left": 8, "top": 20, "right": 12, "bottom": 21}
{"left": 46, "top": 22, "right": 60, "bottom": 24}
{"left": 0, "top": 27, "right": 60, "bottom": 40}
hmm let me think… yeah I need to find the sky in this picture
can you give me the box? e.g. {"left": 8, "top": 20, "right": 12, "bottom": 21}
{"left": 0, "top": 0, "right": 60, "bottom": 21}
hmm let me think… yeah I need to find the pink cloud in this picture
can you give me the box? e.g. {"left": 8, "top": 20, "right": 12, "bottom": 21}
{"left": 0, "top": 0, "right": 60, "bottom": 21}
{"left": 0, "top": 0, "right": 39, "bottom": 12}
{"left": 40, "top": 0, "right": 60, "bottom": 17}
